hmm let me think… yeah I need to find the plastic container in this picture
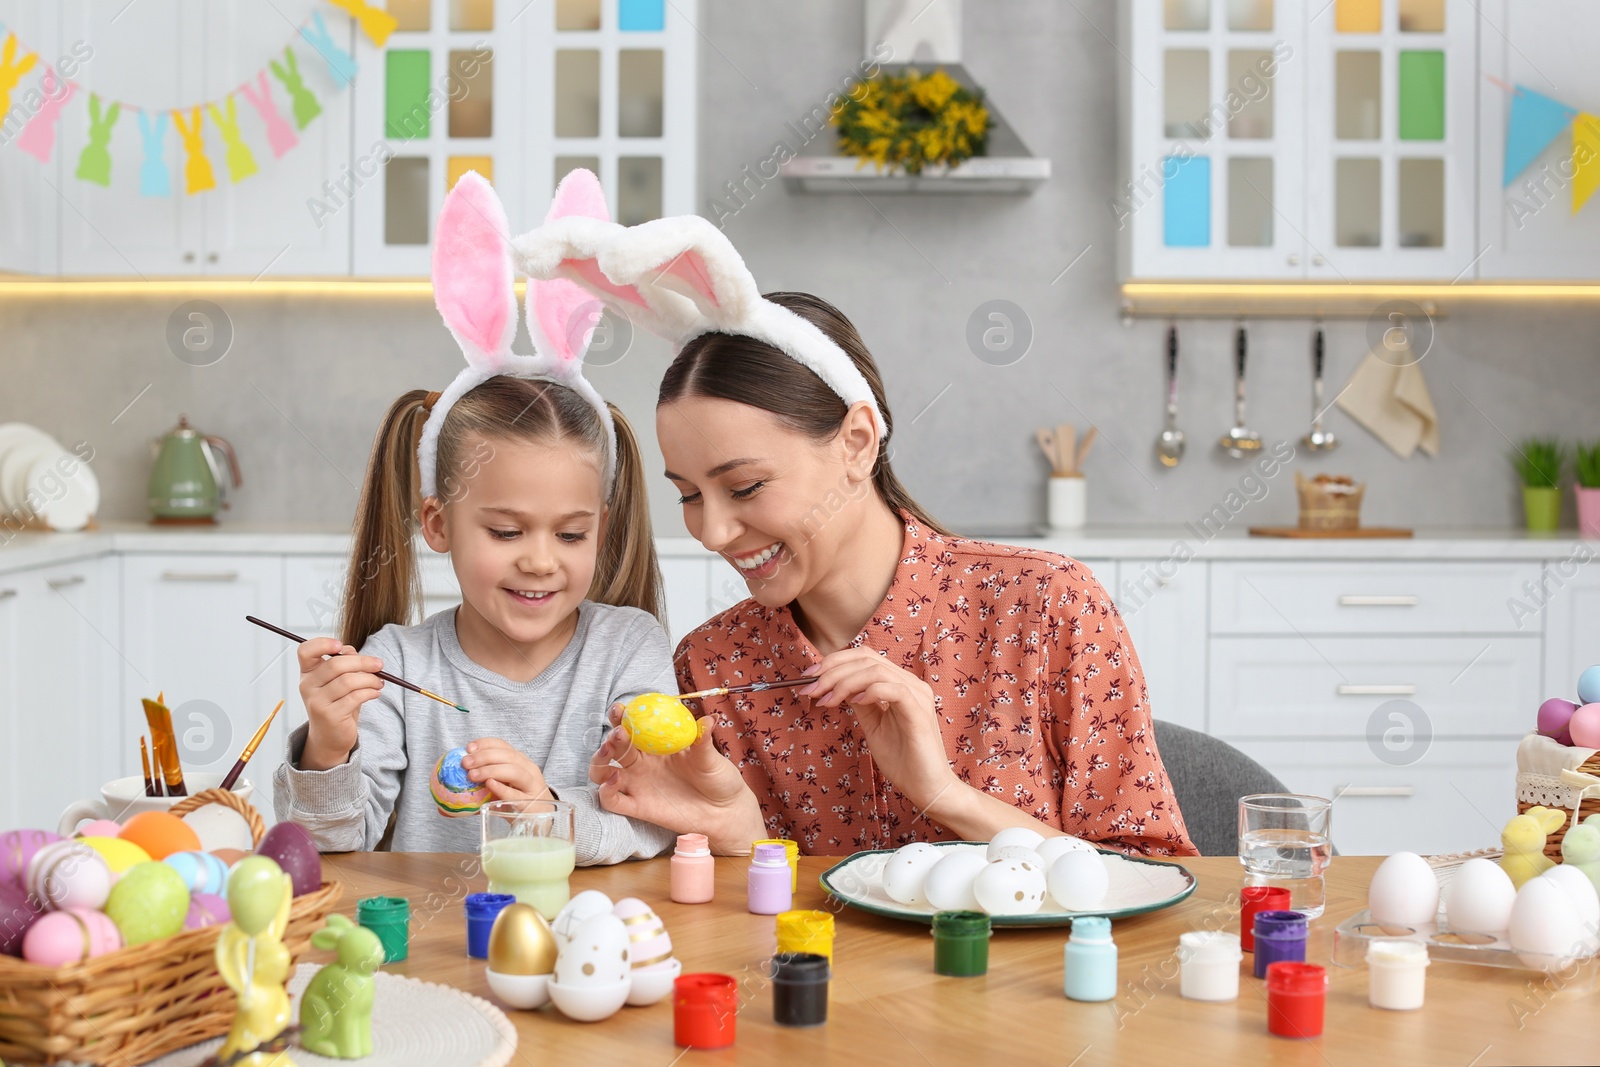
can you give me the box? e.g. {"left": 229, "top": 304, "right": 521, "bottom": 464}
{"left": 671, "top": 833, "right": 715, "bottom": 905}
{"left": 674, "top": 973, "right": 738, "bottom": 1049}
{"left": 748, "top": 843, "right": 793, "bottom": 915}
{"left": 1265, "top": 961, "right": 1327, "bottom": 1038}
{"left": 1367, "top": 938, "right": 1429, "bottom": 1010}
{"left": 771, "top": 951, "right": 830, "bottom": 1027}
{"left": 1178, "top": 930, "right": 1243, "bottom": 1001}
{"left": 776, "top": 909, "right": 835, "bottom": 961}
{"left": 753, "top": 838, "right": 799, "bottom": 892}
{"left": 1240, "top": 885, "right": 1291, "bottom": 953}
{"left": 1063, "top": 915, "right": 1117, "bottom": 1002}
{"left": 1252, "top": 910, "right": 1308, "bottom": 980}
{"left": 357, "top": 895, "right": 410, "bottom": 963}
{"left": 932, "top": 911, "right": 991, "bottom": 977}
{"left": 464, "top": 893, "right": 516, "bottom": 959}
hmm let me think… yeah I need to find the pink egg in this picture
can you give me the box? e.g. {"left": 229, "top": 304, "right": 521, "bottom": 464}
{"left": 256, "top": 822, "right": 321, "bottom": 897}
{"left": 1539, "top": 698, "right": 1580, "bottom": 744}
{"left": 1570, "top": 704, "right": 1600, "bottom": 748}
{"left": 26, "top": 841, "right": 112, "bottom": 912}
{"left": 184, "top": 892, "right": 232, "bottom": 931}
{"left": 75, "top": 819, "right": 124, "bottom": 839}
{"left": 612, "top": 897, "right": 673, "bottom": 968}
{"left": 1, "top": 829, "right": 62, "bottom": 890}
{"left": 0, "top": 882, "right": 43, "bottom": 956}
{"left": 22, "top": 907, "right": 122, "bottom": 967}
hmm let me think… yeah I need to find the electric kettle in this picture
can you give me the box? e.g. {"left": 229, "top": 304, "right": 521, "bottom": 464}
{"left": 147, "top": 415, "right": 242, "bottom": 523}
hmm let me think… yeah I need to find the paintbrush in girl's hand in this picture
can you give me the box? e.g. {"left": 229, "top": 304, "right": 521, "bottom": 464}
{"left": 220, "top": 699, "right": 283, "bottom": 791}
{"left": 245, "top": 615, "right": 471, "bottom": 713}
{"left": 679, "top": 677, "right": 816, "bottom": 700}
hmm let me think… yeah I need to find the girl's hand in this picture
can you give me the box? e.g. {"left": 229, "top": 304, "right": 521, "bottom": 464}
{"left": 463, "top": 738, "right": 551, "bottom": 800}
{"left": 588, "top": 703, "right": 764, "bottom": 853}
{"left": 801, "top": 648, "right": 959, "bottom": 816}
{"left": 297, "top": 638, "right": 384, "bottom": 770}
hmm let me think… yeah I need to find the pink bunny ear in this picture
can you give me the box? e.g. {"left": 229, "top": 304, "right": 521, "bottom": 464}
{"left": 526, "top": 168, "right": 619, "bottom": 365}
{"left": 546, "top": 167, "right": 611, "bottom": 225}
{"left": 432, "top": 171, "right": 516, "bottom": 371}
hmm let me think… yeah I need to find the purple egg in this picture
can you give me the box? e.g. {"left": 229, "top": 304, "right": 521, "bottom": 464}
{"left": 0, "top": 882, "right": 43, "bottom": 956}
{"left": 1539, "top": 697, "right": 1579, "bottom": 744}
{"left": 184, "top": 892, "right": 232, "bottom": 931}
{"left": 1, "top": 829, "right": 63, "bottom": 890}
{"left": 255, "top": 822, "right": 321, "bottom": 897}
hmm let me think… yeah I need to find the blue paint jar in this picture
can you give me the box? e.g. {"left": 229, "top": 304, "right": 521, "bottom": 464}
{"left": 1252, "top": 910, "right": 1309, "bottom": 980}
{"left": 465, "top": 892, "right": 518, "bottom": 959}
{"left": 1063, "top": 915, "right": 1118, "bottom": 1002}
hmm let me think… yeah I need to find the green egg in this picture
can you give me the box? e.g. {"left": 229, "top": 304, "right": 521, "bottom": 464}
{"left": 105, "top": 861, "right": 191, "bottom": 946}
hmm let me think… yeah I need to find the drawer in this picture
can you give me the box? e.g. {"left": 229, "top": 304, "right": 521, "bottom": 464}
{"left": 1210, "top": 561, "right": 1542, "bottom": 636}
{"left": 284, "top": 555, "right": 348, "bottom": 633}
{"left": 1209, "top": 635, "right": 1538, "bottom": 738}
{"left": 1229, "top": 739, "right": 1516, "bottom": 856}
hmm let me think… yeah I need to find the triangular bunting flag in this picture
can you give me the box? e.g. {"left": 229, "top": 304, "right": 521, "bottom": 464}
{"left": 1573, "top": 114, "right": 1600, "bottom": 214}
{"left": 1505, "top": 86, "right": 1577, "bottom": 186}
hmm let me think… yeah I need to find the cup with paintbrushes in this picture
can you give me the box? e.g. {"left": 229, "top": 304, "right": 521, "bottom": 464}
{"left": 1036, "top": 422, "right": 1097, "bottom": 528}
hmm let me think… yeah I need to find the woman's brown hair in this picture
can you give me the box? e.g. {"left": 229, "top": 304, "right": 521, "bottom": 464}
{"left": 657, "top": 291, "right": 947, "bottom": 535}
{"left": 341, "top": 377, "right": 663, "bottom": 650}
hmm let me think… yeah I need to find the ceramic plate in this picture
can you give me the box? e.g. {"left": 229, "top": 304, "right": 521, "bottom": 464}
{"left": 0, "top": 441, "right": 57, "bottom": 515}
{"left": 29, "top": 448, "right": 99, "bottom": 531}
{"left": 820, "top": 841, "right": 1197, "bottom": 927}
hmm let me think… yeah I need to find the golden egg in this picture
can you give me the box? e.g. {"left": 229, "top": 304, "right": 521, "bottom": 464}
{"left": 621, "top": 693, "right": 698, "bottom": 756}
{"left": 487, "top": 902, "right": 558, "bottom": 976}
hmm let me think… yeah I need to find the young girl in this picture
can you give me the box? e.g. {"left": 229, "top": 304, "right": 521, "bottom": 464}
{"left": 274, "top": 170, "right": 676, "bottom": 864}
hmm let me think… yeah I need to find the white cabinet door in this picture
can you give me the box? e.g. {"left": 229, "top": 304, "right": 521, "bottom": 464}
{"left": 1541, "top": 558, "right": 1600, "bottom": 700}
{"left": 0, "top": 1, "right": 62, "bottom": 273}
{"left": 0, "top": 573, "right": 26, "bottom": 827}
{"left": 120, "top": 555, "right": 286, "bottom": 823}
{"left": 660, "top": 556, "right": 708, "bottom": 649}
{"left": 1118, "top": 559, "right": 1207, "bottom": 731}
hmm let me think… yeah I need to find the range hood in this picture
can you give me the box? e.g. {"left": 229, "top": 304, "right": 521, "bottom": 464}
{"left": 780, "top": 0, "right": 1050, "bottom": 195}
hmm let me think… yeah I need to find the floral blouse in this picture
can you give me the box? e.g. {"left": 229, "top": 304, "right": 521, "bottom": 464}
{"left": 673, "top": 514, "right": 1197, "bottom": 857}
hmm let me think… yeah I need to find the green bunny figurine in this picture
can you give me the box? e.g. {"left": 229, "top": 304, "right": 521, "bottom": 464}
{"left": 1561, "top": 813, "right": 1600, "bottom": 895}
{"left": 299, "top": 914, "right": 384, "bottom": 1058}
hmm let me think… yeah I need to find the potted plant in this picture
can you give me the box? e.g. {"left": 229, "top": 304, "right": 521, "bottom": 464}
{"left": 1514, "top": 437, "right": 1566, "bottom": 532}
{"left": 1576, "top": 441, "right": 1600, "bottom": 538}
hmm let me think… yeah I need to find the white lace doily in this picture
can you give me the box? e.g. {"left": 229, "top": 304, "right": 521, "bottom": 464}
{"left": 135, "top": 963, "right": 518, "bottom": 1067}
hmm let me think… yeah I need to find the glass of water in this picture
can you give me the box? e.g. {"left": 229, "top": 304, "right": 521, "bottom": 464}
{"left": 1238, "top": 794, "right": 1333, "bottom": 919}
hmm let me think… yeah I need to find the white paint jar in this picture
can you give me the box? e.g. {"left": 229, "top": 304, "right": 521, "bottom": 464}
{"left": 1048, "top": 475, "right": 1086, "bottom": 528}
{"left": 1178, "top": 930, "right": 1243, "bottom": 1001}
{"left": 1367, "top": 939, "right": 1429, "bottom": 1010}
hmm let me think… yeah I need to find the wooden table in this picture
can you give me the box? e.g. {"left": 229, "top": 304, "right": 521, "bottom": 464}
{"left": 319, "top": 853, "right": 1591, "bottom": 1066}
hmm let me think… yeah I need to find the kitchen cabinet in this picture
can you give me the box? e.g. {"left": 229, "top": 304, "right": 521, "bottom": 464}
{"left": 0, "top": 570, "right": 26, "bottom": 827}
{"left": 1117, "top": 558, "right": 1207, "bottom": 731}
{"left": 0, "top": 1, "right": 61, "bottom": 274}
{"left": 1540, "top": 554, "right": 1600, "bottom": 701}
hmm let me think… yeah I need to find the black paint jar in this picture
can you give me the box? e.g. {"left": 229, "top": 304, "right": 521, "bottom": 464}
{"left": 771, "top": 951, "right": 830, "bottom": 1027}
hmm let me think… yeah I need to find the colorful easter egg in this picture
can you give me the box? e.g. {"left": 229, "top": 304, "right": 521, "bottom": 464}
{"left": 119, "top": 811, "right": 201, "bottom": 861}
{"left": 184, "top": 892, "right": 232, "bottom": 931}
{"left": 165, "top": 850, "right": 230, "bottom": 895}
{"left": 105, "top": 862, "right": 190, "bottom": 946}
{"left": 81, "top": 836, "right": 152, "bottom": 879}
{"left": 612, "top": 897, "right": 673, "bottom": 969}
{"left": 22, "top": 907, "right": 121, "bottom": 966}
{"left": 0, "top": 881, "right": 43, "bottom": 956}
{"left": 1, "top": 829, "right": 62, "bottom": 890}
{"left": 256, "top": 822, "right": 322, "bottom": 897}
{"left": 27, "top": 841, "right": 112, "bottom": 912}
{"left": 431, "top": 747, "right": 492, "bottom": 817}
{"left": 621, "top": 693, "right": 698, "bottom": 756}
{"left": 74, "top": 819, "right": 124, "bottom": 839}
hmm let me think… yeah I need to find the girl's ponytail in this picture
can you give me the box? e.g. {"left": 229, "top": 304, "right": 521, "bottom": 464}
{"left": 590, "top": 402, "right": 664, "bottom": 624}
{"left": 341, "top": 390, "right": 431, "bottom": 650}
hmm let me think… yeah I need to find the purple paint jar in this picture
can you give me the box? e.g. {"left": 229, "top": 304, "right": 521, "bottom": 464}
{"left": 465, "top": 892, "right": 518, "bottom": 959}
{"left": 747, "top": 844, "right": 794, "bottom": 914}
{"left": 1252, "top": 910, "right": 1309, "bottom": 980}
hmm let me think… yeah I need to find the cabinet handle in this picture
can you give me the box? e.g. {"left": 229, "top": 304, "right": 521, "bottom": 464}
{"left": 1312, "top": 254, "right": 1326, "bottom": 266}
{"left": 183, "top": 252, "right": 196, "bottom": 263}
{"left": 1337, "top": 684, "right": 1417, "bottom": 696}
{"left": 0, "top": 588, "right": 16, "bottom": 600}
{"left": 1287, "top": 253, "right": 1300, "bottom": 266}
{"left": 1336, "top": 785, "right": 1416, "bottom": 798}
{"left": 46, "top": 575, "right": 86, "bottom": 590}
{"left": 161, "top": 570, "right": 240, "bottom": 582}
{"left": 1338, "top": 595, "right": 1419, "bottom": 606}
{"left": 207, "top": 253, "right": 219, "bottom": 264}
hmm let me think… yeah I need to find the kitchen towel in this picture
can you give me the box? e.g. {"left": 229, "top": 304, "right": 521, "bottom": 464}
{"left": 1335, "top": 341, "right": 1440, "bottom": 459}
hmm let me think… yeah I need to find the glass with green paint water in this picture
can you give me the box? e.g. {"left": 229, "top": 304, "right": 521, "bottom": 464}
{"left": 480, "top": 799, "right": 575, "bottom": 920}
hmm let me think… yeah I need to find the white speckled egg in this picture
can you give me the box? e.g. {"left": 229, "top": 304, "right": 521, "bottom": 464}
{"left": 1442, "top": 858, "right": 1515, "bottom": 934}
{"left": 1035, "top": 836, "right": 1095, "bottom": 867}
{"left": 553, "top": 912, "right": 632, "bottom": 987}
{"left": 1047, "top": 850, "right": 1109, "bottom": 911}
{"left": 989, "top": 845, "right": 1044, "bottom": 867}
{"left": 986, "top": 827, "right": 1046, "bottom": 862}
{"left": 1368, "top": 852, "right": 1440, "bottom": 926}
{"left": 881, "top": 842, "right": 943, "bottom": 906}
{"left": 551, "top": 889, "right": 615, "bottom": 946}
{"left": 973, "top": 857, "right": 1048, "bottom": 916}
{"left": 922, "top": 850, "right": 989, "bottom": 912}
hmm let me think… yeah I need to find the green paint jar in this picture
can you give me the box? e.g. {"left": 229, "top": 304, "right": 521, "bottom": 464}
{"left": 357, "top": 896, "right": 410, "bottom": 963}
{"left": 932, "top": 910, "right": 991, "bottom": 977}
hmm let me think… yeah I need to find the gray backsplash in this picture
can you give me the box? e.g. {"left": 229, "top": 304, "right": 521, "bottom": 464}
{"left": 3, "top": 1, "right": 1598, "bottom": 538}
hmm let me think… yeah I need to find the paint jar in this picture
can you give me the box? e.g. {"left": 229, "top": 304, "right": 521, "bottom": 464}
{"left": 747, "top": 844, "right": 793, "bottom": 914}
{"left": 932, "top": 911, "right": 991, "bottom": 977}
{"left": 671, "top": 833, "right": 715, "bottom": 904}
{"left": 464, "top": 892, "right": 516, "bottom": 959}
{"left": 776, "top": 909, "right": 835, "bottom": 961}
{"left": 357, "top": 896, "right": 410, "bottom": 963}
{"left": 1239, "top": 885, "right": 1291, "bottom": 952}
{"left": 1367, "top": 939, "right": 1429, "bottom": 1011}
{"left": 771, "top": 951, "right": 830, "bottom": 1027}
{"left": 1063, "top": 915, "right": 1117, "bottom": 1002}
{"left": 752, "top": 838, "right": 799, "bottom": 891}
{"left": 674, "top": 973, "right": 738, "bottom": 1049}
{"left": 1266, "top": 961, "right": 1328, "bottom": 1038}
{"left": 1178, "top": 930, "right": 1243, "bottom": 1001}
{"left": 1252, "top": 910, "right": 1308, "bottom": 980}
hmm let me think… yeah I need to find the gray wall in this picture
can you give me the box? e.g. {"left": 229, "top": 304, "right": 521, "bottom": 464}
{"left": 3, "top": 0, "right": 1597, "bottom": 537}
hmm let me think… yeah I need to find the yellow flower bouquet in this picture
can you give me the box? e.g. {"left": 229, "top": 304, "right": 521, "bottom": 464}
{"left": 833, "top": 68, "right": 991, "bottom": 174}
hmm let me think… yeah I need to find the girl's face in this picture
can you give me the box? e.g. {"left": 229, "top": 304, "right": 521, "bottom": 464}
{"left": 657, "top": 396, "right": 879, "bottom": 610}
{"left": 421, "top": 434, "right": 604, "bottom": 670}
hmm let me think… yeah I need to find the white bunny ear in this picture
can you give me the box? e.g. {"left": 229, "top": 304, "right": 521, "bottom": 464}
{"left": 595, "top": 215, "right": 763, "bottom": 331}
{"left": 432, "top": 171, "right": 517, "bottom": 371}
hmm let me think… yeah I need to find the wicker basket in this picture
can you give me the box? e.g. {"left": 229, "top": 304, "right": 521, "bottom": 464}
{"left": 0, "top": 789, "right": 343, "bottom": 1066}
{"left": 1517, "top": 748, "right": 1600, "bottom": 862}
{"left": 1295, "top": 471, "right": 1365, "bottom": 530}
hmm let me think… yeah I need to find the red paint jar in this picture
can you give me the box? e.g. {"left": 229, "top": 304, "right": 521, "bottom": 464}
{"left": 674, "top": 973, "right": 738, "bottom": 1049}
{"left": 1239, "top": 885, "right": 1291, "bottom": 952}
{"left": 1265, "top": 961, "right": 1327, "bottom": 1039}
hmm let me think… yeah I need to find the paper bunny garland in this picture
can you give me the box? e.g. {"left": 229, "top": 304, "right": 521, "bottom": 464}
{"left": 418, "top": 169, "right": 617, "bottom": 499}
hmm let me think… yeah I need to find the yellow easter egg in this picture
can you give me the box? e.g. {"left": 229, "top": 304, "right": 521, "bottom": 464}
{"left": 621, "top": 693, "right": 698, "bottom": 756}
{"left": 81, "top": 836, "right": 153, "bottom": 876}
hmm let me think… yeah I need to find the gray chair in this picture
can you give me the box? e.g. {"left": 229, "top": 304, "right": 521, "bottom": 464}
{"left": 1154, "top": 719, "right": 1289, "bottom": 856}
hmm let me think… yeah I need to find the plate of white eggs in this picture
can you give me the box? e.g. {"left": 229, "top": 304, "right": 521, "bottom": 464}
{"left": 819, "top": 828, "right": 1197, "bottom": 927}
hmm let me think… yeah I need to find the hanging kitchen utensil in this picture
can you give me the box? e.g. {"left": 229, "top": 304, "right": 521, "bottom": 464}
{"left": 1156, "top": 325, "right": 1185, "bottom": 468}
{"left": 1303, "top": 325, "right": 1339, "bottom": 452}
{"left": 148, "top": 415, "right": 242, "bottom": 524}
{"left": 1218, "top": 325, "right": 1262, "bottom": 459}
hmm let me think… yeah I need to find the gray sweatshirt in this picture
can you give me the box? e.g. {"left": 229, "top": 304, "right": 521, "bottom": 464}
{"left": 273, "top": 602, "right": 678, "bottom": 864}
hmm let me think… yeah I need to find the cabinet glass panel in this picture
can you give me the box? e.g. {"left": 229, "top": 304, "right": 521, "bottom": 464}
{"left": 1163, "top": 154, "right": 1211, "bottom": 247}
{"left": 1398, "top": 51, "right": 1445, "bottom": 140}
{"left": 450, "top": 0, "right": 494, "bottom": 31}
{"left": 1336, "top": 51, "right": 1382, "bottom": 139}
{"left": 448, "top": 155, "right": 493, "bottom": 190}
{"left": 556, "top": 50, "right": 601, "bottom": 137}
{"left": 1398, "top": 0, "right": 1445, "bottom": 32}
{"left": 556, "top": 155, "right": 601, "bottom": 187}
{"left": 1336, "top": 0, "right": 1382, "bottom": 33}
{"left": 618, "top": 50, "right": 663, "bottom": 137}
{"left": 1228, "top": 157, "right": 1273, "bottom": 246}
{"left": 1335, "top": 157, "right": 1381, "bottom": 246}
{"left": 1164, "top": 0, "right": 1210, "bottom": 31}
{"left": 619, "top": 0, "right": 666, "bottom": 32}
{"left": 556, "top": 0, "right": 602, "bottom": 30}
{"left": 1227, "top": 0, "right": 1272, "bottom": 31}
{"left": 449, "top": 49, "right": 493, "bottom": 138}
{"left": 618, "top": 156, "right": 663, "bottom": 224}
{"left": 1398, "top": 157, "right": 1444, "bottom": 246}
{"left": 385, "top": 51, "right": 431, "bottom": 139}
{"left": 1165, "top": 51, "right": 1210, "bottom": 138}
{"left": 388, "top": 0, "right": 431, "bottom": 32}
{"left": 385, "top": 157, "right": 430, "bottom": 245}
{"left": 1227, "top": 50, "right": 1274, "bottom": 139}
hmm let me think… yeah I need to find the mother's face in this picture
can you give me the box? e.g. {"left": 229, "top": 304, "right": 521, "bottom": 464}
{"left": 657, "top": 396, "right": 880, "bottom": 609}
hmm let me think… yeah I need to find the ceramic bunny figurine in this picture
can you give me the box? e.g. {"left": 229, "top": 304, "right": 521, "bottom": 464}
{"left": 1560, "top": 813, "right": 1600, "bottom": 895}
{"left": 215, "top": 857, "right": 297, "bottom": 1066}
{"left": 1501, "top": 805, "right": 1567, "bottom": 889}
{"left": 299, "top": 915, "right": 384, "bottom": 1058}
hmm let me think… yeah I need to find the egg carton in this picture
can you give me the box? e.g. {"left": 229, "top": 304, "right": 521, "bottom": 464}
{"left": 1333, "top": 909, "right": 1600, "bottom": 986}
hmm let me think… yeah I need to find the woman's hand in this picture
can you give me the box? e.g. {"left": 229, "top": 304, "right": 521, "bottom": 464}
{"left": 297, "top": 638, "right": 385, "bottom": 770}
{"left": 801, "top": 648, "right": 960, "bottom": 817}
{"left": 463, "top": 738, "right": 551, "bottom": 800}
{"left": 588, "top": 703, "right": 764, "bottom": 853}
